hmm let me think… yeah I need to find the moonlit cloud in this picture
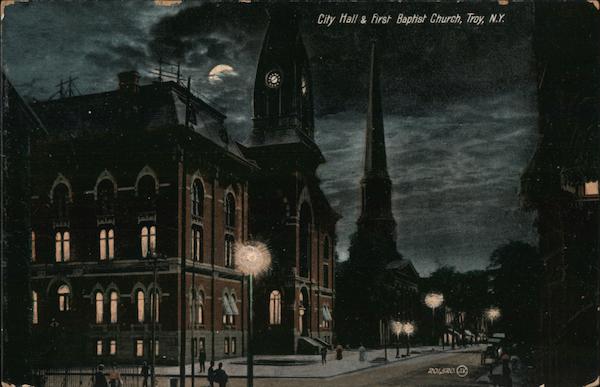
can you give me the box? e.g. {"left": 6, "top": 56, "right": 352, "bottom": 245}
{"left": 3, "top": 2, "right": 538, "bottom": 276}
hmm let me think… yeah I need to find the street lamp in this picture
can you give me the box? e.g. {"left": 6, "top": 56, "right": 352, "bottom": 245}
{"left": 403, "top": 322, "right": 415, "bottom": 357}
{"left": 390, "top": 320, "right": 404, "bottom": 358}
{"left": 424, "top": 292, "right": 444, "bottom": 347}
{"left": 484, "top": 307, "right": 501, "bottom": 336}
{"left": 235, "top": 241, "right": 271, "bottom": 387}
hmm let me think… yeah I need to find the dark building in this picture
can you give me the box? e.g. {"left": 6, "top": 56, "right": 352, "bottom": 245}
{"left": 24, "top": 9, "right": 338, "bottom": 367}
{"left": 242, "top": 7, "right": 339, "bottom": 354}
{"left": 522, "top": 2, "right": 599, "bottom": 385}
{"left": 336, "top": 42, "right": 419, "bottom": 348}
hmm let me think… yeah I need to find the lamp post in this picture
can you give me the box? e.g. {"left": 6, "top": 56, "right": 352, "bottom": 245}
{"left": 484, "top": 307, "right": 501, "bottom": 337}
{"left": 150, "top": 252, "right": 165, "bottom": 387}
{"left": 234, "top": 241, "right": 271, "bottom": 387}
{"left": 424, "top": 293, "right": 444, "bottom": 348}
{"left": 403, "top": 322, "right": 415, "bottom": 357}
{"left": 390, "top": 321, "right": 404, "bottom": 358}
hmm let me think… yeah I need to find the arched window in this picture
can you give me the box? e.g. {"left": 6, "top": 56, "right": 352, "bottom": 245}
{"left": 323, "top": 237, "right": 330, "bottom": 261}
{"left": 136, "top": 290, "right": 145, "bottom": 323}
{"left": 100, "top": 229, "right": 115, "bottom": 260}
{"left": 197, "top": 291, "right": 204, "bottom": 325}
{"left": 323, "top": 264, "right": 330, "bottom": 288}
{"left": 95, "top": 292, "right": 104, "bottom": 324}
{"left": 140, "top": 226, "right": 156, "bottom": 258}
{"left": 32, "top": 291, "right": 39, "bottom": 324}
{"left": 222, "top": 293, "right": 236, "bottom": 325}
{"left": 299, "top": 203, "right": 312, "bottom": 278}
{"left": 97, "top": 179, "right": 115, "bottom": 214}
{"left": 224, "top": 234, "right": 234, "bottom": 267}
{"left": 58, "top": 285, "right": 71, "bottom": 312}
{"left": 137, "top": 175, "right": 156, "bottom": 203}
{"left": 53, "top": 183, "right": 69, "bottom": 219}
{"left": 192, "top": 227, "right": 203, "bottom": 261}
{"left": 225, "top": 193, "right": 235, "bottom": 228}
{"left": 31, "top": 231, "right": 36, "bottom": 262}
{"left": 110, "top": 291, "right": 118, "bottom": 323}
{"left": 55, "top": 231, "right": 71, "bottom": 262}
{"left": 269, "top": 290, "right": 281, "bottom": 325}
{"left": 192, "top": 180, "right": 204, "bottom": 217}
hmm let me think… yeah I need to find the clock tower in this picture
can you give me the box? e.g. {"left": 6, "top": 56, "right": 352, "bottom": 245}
{"left": 246, "top": 6, "right": 322, "bottom": 171}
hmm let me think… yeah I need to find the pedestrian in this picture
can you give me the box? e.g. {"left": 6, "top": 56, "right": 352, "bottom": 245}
{"left": 320, "top": 346, "right": 327, "bottom": 364}
{"left": 140, "top": 361, "right": 150, "bottom": 387}
{"left": 501, "top": 352, "right": 512, "bottom": 387}
{"left": 358, "top": 344, "right": 367, "bottom": 362}
{"left": 207, "top": 360, "right": 216, "bottom": 387}
{"left": 108, "top": 363, "right": 122, "bottom": 387}
{"left": 199, "top": 347, "right": 207, "bottom": 373}
{"left": 335, "top": 344, "right": 343, "bottom": 360}
{"left": 93, "top": 364, "right": 109, "bottom": 387}
{"left": 214, "top": 362, "right": 229, "bottom": 387}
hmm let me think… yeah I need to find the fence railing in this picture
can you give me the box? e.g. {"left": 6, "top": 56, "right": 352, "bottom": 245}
{"left": 33, "top": 366, "right": 147, "bottom": 387}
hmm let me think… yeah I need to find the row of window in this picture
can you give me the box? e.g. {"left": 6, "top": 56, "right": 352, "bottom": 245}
{"left": 95, "top": 338, "right": 159, "bottom": 357}
{"left": 32, "top": 225, "right": 236, "bottom": 267}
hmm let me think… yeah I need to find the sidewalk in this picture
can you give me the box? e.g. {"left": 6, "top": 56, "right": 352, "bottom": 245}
{"left": 155, "top": 344, "right": 484, "bottom": 379}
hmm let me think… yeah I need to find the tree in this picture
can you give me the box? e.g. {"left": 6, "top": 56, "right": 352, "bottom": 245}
{"left": 488, "top": 240, "right": 541, "bottom": 346}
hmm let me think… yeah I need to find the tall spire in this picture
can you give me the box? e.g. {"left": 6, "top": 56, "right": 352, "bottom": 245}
{"left": 358, "top": 40, "right": 396, "bottom": 241}
{"left": 364, "top": 40, "right": 389, "bottom": 179}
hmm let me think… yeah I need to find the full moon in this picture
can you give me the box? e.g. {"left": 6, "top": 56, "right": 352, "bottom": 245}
{"left": 208, "top": 64, "right": 238, "bottom": 85}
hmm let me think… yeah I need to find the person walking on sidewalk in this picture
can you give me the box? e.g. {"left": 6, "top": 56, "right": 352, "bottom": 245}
{"left": 214, "top": 362, "right": 229, "bottom": 387}
{"left": 207, "top": 361, "right": 216, "bottom": 387}
{"left": 320, "top": 346, "right": 328, "bottom": 365}
{"left": 335, "top": 344, "right": 343, "bottom": 360}
{"left": 93, "top": 364, "right": 109, "bottom": 387}
{"left": 501, "top": 352, "right": 512, "bottom": 387}
{"left": 198, "top": 347, "right": 207, "bottom": 373}
{"left": 140, "top": 361, "right": 150, "bottom": 387}
{"left": 358, "top": 344, "right": 367, "bottom": 362}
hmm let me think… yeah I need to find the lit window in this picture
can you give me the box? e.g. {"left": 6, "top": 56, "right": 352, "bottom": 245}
{"left": 150, "top": 290, "right": 159, "bottom": 323}
{"left": 135, "top": 339, "right": 144, "bottom": 357}
{"left": 192, "top": 227, "right": 203, "bottom": 261}
{"left": 584, "top": 181, "right": 599, "bottom": 197}
{"left": 136, "top": 290, "right": 145, "bottom": 323}
{"left": 155, "top": 340, "right": 159, "bottom": 356}
{"left": 225, "top": 235, "right": 234, "bottom": 267}
{"left": 32, "top": 291, "right": 38, "bottom": 324}
{"left": 192, "top": 180, "right": 204, "bottom": 217}
{"left": 110, "top": 291, "right": 118, "bottom": 323}
{"left": 141, "top": 227, "right": 148, "bottom": 258}
{"left": 109, "top": 340, "right": 117, "bottom": 355}
{"left": 58, "top": 285, "right": 70, "bottom": 311}
{"left": 100, "top": 229, "right": 115, "bottom": 260}
{"left": 228, "top": 294, "right": 237, "bottom": 325}
{"left": 149, "top": 226, "right": 156, "bottom": 255}
{"left": 269, "top": 290, "right": 282, "bottom": 325}
{"left": 224, "top": 338, "right": 229, "bottom": 355}
{"left": 96, "top": 340, "right": 103, "bottom": 356}
{"left": 196, "top": 291, "right": 204, "bottom": 324}
{"left": 31, "top": 231, "right": 36, "bottom": 261}
{"left": 222, "top": 293, "right": 235, "bottom": 325}
{"left": 322, "top": 305, "right": 332, "bottom": 328}
{"left": 55, "top": 231, "right": 71, "bottom": 262}
{"left": 225, "top": 193, "right": 236, "bottom": 228}
{"left": 231, "top": 337, "right": 236, "bottom": 354}
{"left": 95, "top": 292, "right": 104, "bottom": 324}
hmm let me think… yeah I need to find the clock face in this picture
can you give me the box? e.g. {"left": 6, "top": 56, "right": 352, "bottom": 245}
{"left": 265, "top": 70, "right": 282, "bottom": 89}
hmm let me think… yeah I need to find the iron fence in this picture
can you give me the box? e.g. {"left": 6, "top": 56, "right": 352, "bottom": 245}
{"left": 33, "top": 366, "right": 146, "bottom": 387}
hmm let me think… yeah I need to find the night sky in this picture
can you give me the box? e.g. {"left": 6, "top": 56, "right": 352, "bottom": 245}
{"left": 3, "top": 1, "right": 538, "bottom": 275}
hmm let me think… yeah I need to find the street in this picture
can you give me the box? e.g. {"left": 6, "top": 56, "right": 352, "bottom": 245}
{"left": 223, "top": 349, "right": 487, "bottom": 387}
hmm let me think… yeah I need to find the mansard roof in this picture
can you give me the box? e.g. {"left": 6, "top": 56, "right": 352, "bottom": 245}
{"left": 31, "top": 79, "right": 252, "bottom": 167}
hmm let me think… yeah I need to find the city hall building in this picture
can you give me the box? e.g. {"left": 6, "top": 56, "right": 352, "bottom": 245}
{"left": 26, "top": 8, "right": 337, "bottom": 367}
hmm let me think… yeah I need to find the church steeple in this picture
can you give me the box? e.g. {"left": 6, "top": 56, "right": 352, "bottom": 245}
{"left": 357, "top": 41, "right": 396, "bottom": 241}
{"left": 245, "top": 6, "right": 323, "bottom": 169}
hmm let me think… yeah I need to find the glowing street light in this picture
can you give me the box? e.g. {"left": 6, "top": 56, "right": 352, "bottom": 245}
{"left": 390, "top": 320, "right": 404, "bottom": 358}
{"left": 424, "top": 292, "right": 444, "bottom": 347}
{"left": 485, "top": 307, "right": 501, "bottom": 336}
{"left": 235, "top": 242, "right": 271, "bottom": 387}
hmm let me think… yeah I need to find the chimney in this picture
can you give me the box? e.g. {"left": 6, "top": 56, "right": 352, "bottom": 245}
{"left": 118, "top": 71, "right": 140, "bottom": 92}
